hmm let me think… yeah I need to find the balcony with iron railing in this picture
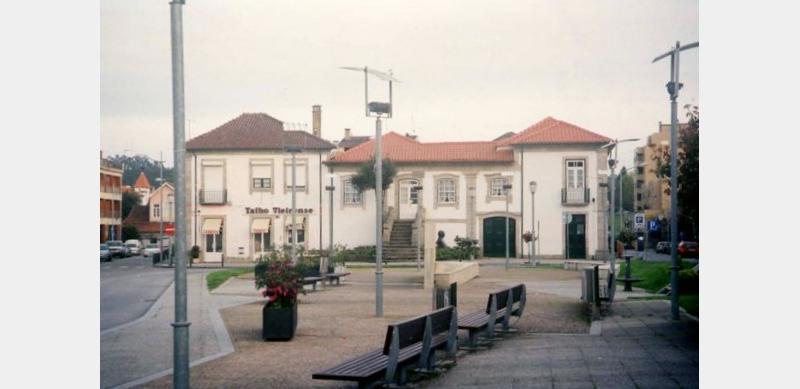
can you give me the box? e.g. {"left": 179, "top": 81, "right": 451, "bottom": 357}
{"left": 561, "top": 187, "right": 590, "bottom": 205}
{"left": 101, "top": 210, "right": 121, "bottom": 219}
{"left": 199, "top": 189, "right": 227, "bottom": 205}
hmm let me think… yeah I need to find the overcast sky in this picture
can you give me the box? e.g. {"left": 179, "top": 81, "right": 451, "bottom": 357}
{"left": 101, "top": 0, "right": 698, "bottom": 167}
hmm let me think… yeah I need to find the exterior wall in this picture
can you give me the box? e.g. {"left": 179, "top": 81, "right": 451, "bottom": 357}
{"left": 100, "top": 163, "right": 123, "bottom": 242}
{"left": 149, "top": 185, "right": 175, "bottom": 223}
{"left": 519, "top": 145, "right": 606, "bottom": 259}
{"left": 186, "top": 150, "right": 329, "bottom": 261}
{"left": 634, "top": 123, "right": 672, "bottom": 219}
{"left": 181, "top": 146, "right": 607, "bottom": 261}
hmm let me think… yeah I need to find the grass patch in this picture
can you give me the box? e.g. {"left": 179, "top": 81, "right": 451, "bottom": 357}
{"left": 619, "top": 260, "right": 693, "bottom": 293}
{"left": 207, "top": 268, "right": 253, "bottom": 291}
{"left": 680, "top": 294, "right": 699, "bottom": 317}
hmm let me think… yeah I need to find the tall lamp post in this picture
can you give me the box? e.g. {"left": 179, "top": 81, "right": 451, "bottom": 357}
{"left": 502, "top": 175, "right": 513, "bottom": 270}
{"left": 653, "top": 40, "right": 699, "bottom": 320}
{"left": 528, "top": 181, "right": 537, "bottom": 266}
{"left": 325, "top": 174, "right": 336, "bottom": 273}
{"left": 341, "top": 66, "right": 400, "bottom": 317}
{"left": 168, "top": 0, "right": 189, "bottom": 387}
{"left": 412, "top": 185, "right": 423, "bottom": 271}
{"left": 602, "top": 138, "right": 639, "bottom": 273}
{"left": 286, "top": 146, "right": 302, "bottom": 264}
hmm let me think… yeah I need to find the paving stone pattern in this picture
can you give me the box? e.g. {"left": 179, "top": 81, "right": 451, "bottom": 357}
{"left": 421, "top": 300, "right": 698, "bottom": 389}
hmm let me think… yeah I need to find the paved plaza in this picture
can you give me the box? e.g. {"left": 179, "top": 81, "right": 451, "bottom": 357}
{"left": 121, "top": 263, "right": 698, "bottom": 389}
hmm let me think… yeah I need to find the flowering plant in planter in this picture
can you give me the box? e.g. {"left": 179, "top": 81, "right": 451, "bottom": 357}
{"left": 522, "top": 231, "right": 534, "bottom": 243}
{"left": 254, "top": 255, "right": 304, "bottom": 308}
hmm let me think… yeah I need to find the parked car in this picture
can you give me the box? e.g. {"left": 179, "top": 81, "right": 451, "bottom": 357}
{"left": 125, "top": 240, "right": 143, "bottom": 256}
{"left": 678, "top": 241, "right": 699, "bottom": 258}
{"left": 106, "top": 240, "right": 129, "bottom": 258}
{"left": 655, "top": 241, "right": 670, "bottom": 254}
{"left": 100, "top": 244, "right": 112, "bottom": 262}
{"left": 143, "top": 243, "right": 161, "bottom": 257}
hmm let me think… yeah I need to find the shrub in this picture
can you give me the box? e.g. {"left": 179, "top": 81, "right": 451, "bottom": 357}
{"left": 678, "top": 268, "right": 699, "bottom": 294}
{"left": 436, "top": 247, "right": 461, "bottom": 260}
{"left": 332, "top": 244, "right": 376, "bottom": 263}
{"left": 254, "top": 256, "right": 304, "bottom": 308}
{"left": 436, "top": 236, "right": 479, "bottom": 261}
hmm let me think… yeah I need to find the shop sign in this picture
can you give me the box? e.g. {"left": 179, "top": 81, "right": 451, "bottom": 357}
{"left": 245, "top": 207, "right": 314, "bottom": 215}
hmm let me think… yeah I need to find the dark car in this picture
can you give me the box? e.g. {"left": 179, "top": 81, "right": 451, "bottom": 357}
{"left": 655, "top": 241, "right": 670, "bottom": 254}
{"left": 678, "top": 241, "right": 699, "bottom": 258}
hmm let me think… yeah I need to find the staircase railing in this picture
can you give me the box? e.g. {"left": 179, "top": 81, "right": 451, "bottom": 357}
{"left": 383, "top": 206, "right": 397, "bottom": 242}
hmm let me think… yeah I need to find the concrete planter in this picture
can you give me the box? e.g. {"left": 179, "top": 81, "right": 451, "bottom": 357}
{"left": 262, "top": 303, "right": 298, "bottom": 341}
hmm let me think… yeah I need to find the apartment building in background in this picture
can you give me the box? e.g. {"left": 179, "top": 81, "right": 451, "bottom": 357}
{"left": 100, "top": 152, "right": 123, "bottom": 242}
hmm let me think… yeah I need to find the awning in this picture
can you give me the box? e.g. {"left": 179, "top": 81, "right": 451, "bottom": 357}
{"left": 251, "top": 218, "right": 271, "bottom": 234}
{"left": 201, "top": 218, "right": 223, "bottom": 234}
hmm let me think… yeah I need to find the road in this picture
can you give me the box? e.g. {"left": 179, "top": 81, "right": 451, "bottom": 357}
{"left": 100, "top": 254, "right": 176, "bottom": 331}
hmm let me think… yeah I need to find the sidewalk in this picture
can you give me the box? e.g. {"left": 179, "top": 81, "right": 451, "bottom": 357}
{"left": 420, "top": 300, "right": 698, "bottom": 388}
{"left": 100, "top": 271, "right": 261, "bottom": 389}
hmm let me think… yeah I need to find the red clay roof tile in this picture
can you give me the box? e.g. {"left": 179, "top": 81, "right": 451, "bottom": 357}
{"left": 497, "top": 117, "right": 611, "bottom": 146}
{"left": 186, "top": 113, "right": 335, "bottom": 151}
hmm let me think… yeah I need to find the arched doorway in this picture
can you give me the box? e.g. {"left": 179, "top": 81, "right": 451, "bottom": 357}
{"left": 483, "top": 216, "right": 516, "bottom": 257}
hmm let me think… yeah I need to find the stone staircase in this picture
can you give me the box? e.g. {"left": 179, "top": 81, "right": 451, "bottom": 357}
{"left": 383, "top": 219, "right": 421, "bottom": 261}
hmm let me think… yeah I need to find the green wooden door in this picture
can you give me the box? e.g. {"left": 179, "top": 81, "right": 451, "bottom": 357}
{"left": 565, "top": 214, "right": 586, "bottom": 259}
{"left": 483, "top": 217, "right": 516, "bottom": 258}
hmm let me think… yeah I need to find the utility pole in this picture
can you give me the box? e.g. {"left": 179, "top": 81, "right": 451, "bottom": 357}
{"left": 169, "top": 1, "right": 189, "bottom": 388}
{"left": 159, "top": 151, "right": 164, "bottom": 265}
{"left": 374, "top": 115, "right": 384, "bottom": 316}
{"left": 653, "top": 40, "right": 698, "bottom": 321}
{"left": 326, "top": 174, "right": 336, "bottom": 273}
{"left": 286, "top": 146, "right": 302, "bottom": 263}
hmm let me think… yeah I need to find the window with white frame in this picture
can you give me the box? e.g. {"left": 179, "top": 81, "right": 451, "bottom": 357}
{"left": 251, "top": 160, "right": 272, "bottom": 190}
{"left": 343, "top": 179, "right": 362, "bottom": 205}
{"left": 566, "top": 160, "right": 585, "bottom": 189}
{"left": 283, "top": 159, "right": 307, "bottom": 190}
{"left": 153, "top": 204, "right": 161, "bottom": 218}
{"left": 490, "top": 177, "right": 508, "bottom": 197}
{"left": 438, "top": 178, "right": 456, "bottom": 204}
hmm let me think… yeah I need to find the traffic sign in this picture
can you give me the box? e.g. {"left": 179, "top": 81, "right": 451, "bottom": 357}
{"left": 634, "top": 213, "right": 645, "bottom": 231}
{"left": 165, "top": 224, "right": 175, "bottom": 236}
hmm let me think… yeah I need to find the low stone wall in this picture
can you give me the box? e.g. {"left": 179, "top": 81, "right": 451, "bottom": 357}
{"left": 434, "top": 261, "right": 479, "bottom": 288}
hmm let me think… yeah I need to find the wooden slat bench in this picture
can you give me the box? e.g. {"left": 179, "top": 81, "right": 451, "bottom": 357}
{"left": 324, "top": 271, "right": 351, "bottom": 286}
{"left": 301, "top": 276, "right": 324, "bottom": 291}
{"left": 458, "top": 284, "right": 527, "bottom": 350}
{"left": 312, "top": 306, "right": 458, "bottom": 388}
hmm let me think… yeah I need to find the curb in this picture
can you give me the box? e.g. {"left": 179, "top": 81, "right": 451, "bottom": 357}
{"left": 109, "top": 273, "right": 257, "bottom": 389}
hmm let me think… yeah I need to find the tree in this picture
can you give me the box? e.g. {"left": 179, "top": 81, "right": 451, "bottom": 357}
{"left": 652, "top": 105, "right": 699, "bottom": 239}
{"left": 107, "top": 154, "right": 175, "bottom": 187}
{"left": 122, "top": 224, "right": 140, "bottom": 241}
{"left": 122, "top": 191, "right": 142, "bottom": 219}
{"left": 350, "top": 158, "right": 397, "bottom": 194}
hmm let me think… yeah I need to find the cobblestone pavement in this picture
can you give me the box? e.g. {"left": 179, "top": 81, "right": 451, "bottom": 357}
{"left": 142, "top": 266, "right": 590, "bottom": 388}
{"left": 420, "top": 300, "right": 698, "bottom": 389}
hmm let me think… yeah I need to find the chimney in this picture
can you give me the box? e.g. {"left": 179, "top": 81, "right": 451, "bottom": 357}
{"left": 312, "top": 105, "right": 321, "bottom": 137}
{"left": 344, "top": 128, "right": 351, "bottom": 139}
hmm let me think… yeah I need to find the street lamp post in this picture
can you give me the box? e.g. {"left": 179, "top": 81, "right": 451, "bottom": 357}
{"left": 168, "top": 1, "right": 189, "bottom": 387}
{"left": 653, "top": 40, "right": 698, "bottom": 320}
{"left": 286, "top": 146, "right": 302, "bottom": 264}
{"left": 502, "top": 178, "right": 513, "bottom": 270}
{"left": 412, "top": 185, "right": 423, "bottom": 271}
{"left": 325, "top": 174, "right": 336, "bottom": 274}
{"left": 341, "top": 65, "right": 399, "bottom": 317}
{"left": 602, "top": 138, "right": 640, "bottom": 273}
{"left": 529, "top": 181, "right": 537, "bottom": 266}
{"left": 158, "top": 151, "right": 165, "bottom": 265}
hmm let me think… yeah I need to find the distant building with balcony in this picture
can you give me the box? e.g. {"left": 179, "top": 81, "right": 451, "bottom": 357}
{"left": 100, "top": 152, "right": 123, "bottom": 242}
{"left": 632, "top": 122, "right": 688, "bottom": 220}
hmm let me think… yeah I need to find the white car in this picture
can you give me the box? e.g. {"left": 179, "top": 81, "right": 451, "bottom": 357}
{"left": 125, "top": 240, "right": 143, "bottom": 256}
{"left": 142, "top": 244, "right": 161, "bottom": 257}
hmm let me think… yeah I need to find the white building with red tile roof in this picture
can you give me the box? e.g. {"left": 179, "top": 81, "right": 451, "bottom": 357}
{"left": 133, "top": 171, "right": 152, "bottom": 205}
{"left": 181, "top": 112, "right": 613, "bottom": 263}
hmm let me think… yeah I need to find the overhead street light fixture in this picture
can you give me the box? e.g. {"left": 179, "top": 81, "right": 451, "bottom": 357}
{"left": 653, "top": 40, "right": 698, "bottom": 321}
{"left": 340, "top": 65, "right": 401, "bottom": 317}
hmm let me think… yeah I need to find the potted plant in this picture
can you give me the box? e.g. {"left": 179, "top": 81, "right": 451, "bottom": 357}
{"left": 189, "top": 245, "right": 200, "bottom": 265}
{"left": 255, "top": 255, "right": 304, "bottom": 341}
